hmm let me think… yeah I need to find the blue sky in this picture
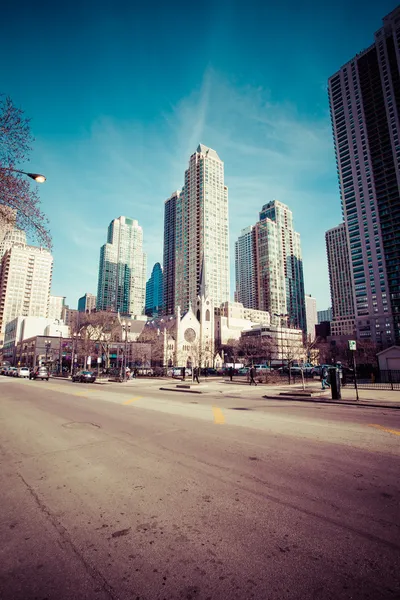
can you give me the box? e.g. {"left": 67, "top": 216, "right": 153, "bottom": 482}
{"left": 1, "top": 0, "right": 397, "bottom": 312}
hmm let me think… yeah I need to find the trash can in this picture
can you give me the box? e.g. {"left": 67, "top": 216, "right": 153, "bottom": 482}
{"left": 329, "top": 367, "right": 341, "bottom": 400}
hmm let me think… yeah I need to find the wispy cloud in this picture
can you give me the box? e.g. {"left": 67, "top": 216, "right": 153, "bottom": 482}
{"left": 38, "top": 69, "right": 340, "bottom": 309}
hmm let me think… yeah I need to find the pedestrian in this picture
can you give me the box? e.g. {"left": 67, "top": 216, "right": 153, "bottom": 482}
{"left": 321, "top": 366, "right": 330, "bottom": 390}
{"left": 228, "top": 366, "right": 233, "bottom": 381}
{"left": 249, "top": 366, "right": 257, "bottom": 386}
{"left": 193, "top": 366, "right": 200, "bottom": 384}
{"left": 182, "top": 366, "right": 186, "bottom": 381}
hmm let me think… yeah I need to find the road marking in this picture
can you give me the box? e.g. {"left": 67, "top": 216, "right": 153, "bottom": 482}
{"left": 212, "top": 406, "right": 225, "bottom": 424}
{"left": 369, "top": 424, "right": 400, "bottom": 437}
{"left": 74, "top": 390, "right": 97, "bottom": 397}
{"left": 123, "top": 396, "right": 142, "bottom": 405}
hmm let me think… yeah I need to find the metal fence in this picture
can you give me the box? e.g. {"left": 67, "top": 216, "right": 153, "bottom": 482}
{"left": 354, "top": 370, "right": 400, "bottom": 391}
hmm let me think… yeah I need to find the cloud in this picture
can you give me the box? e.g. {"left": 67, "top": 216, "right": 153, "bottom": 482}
{"left": 37, "top": 69, "right": 340, "bottom": 309}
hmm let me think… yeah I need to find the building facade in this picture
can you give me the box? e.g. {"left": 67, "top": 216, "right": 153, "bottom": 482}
{"left": 305, "top": 294, "right": 317, "bottom": 342}
{"left": 0, "top": 243, "right": 53, "bottom": 341}
{"left": 328, "top": 7, "right": 400, "bottom": 344}
{"left": 318, "top": 308, "right": 332, "bottom": 323}
{"left": 97, "top": 216, "right": 147, "bottom": 316}
{"left": 234, "top": 226, "right": 257, "bottom": 308}
{"left": 145, "top": 262, "right": 163, "bottom": 317}
{"left": 78, "top": 292, "right": 96, "bottom": 313}
{"left": 174, "top": 145, "right": 229, "bottom": 313}
{"left": 326, "top": 224, "right": 356, "bottom": 337}
{"left": 48, "top": 295, "right": 66, "bottom": 321}
{"left": 235, "top": 200, "right": 306, "bottom": 332}
{"left": 163, "top": 191, "right": 180, "bottom": 315}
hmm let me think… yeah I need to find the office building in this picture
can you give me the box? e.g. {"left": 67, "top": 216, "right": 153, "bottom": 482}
{"left": 326, "top": 224, "right": 356, "bottom": 337}
{"left": 173, "top": 144, "right": 229, "bottom": 312}
{"left": 48, "top": 295, "right": 66, "bottom": 321}
{"left": 0, "top": 243, "right": 53, "bottom": 340}
{"left": 163, "top": 191, "right": 179, "bottom": 315}
{"left": 78, "top": 292, "right": 96, "bottom": 313}
{"left": 328, "top": 7, "right": 400, "bottom": 344}
{"left": 235, "top": 226, "right": 257, "bottom": 308}
{"left": 145, "top": 262, "right": 163, "bottom": 317}
{"left": 97, "top": 216, "right": 147, "bottom": 315}
{"left": 305, "top": 294, "right": 317, "bottom": 342}
{"left": 318, "top": 308, "right": 332, "bottom": 323}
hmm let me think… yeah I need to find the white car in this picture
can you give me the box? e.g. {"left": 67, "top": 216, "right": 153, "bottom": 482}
{"left": 17, "top": 367, "right": 30, "bottom": 378}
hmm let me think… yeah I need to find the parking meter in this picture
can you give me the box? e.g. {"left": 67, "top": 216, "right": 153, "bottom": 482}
{"left": 329, "top": 367, "right": 341, "bottom": 400}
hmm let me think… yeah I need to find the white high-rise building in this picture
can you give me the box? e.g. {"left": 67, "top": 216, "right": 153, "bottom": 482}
{"left": 97, "top": 216, "right": 147, "bottom": 315}
{"left": 326, "top": 224, "right": 356, "bottom": 337}
{"left": 48, "top": 295, "right": 66, "bottom": 321}
{"left": 235, "top": 226, "right": 257, "bottom": 309}
{"left": 174, "top": 145, "right": 229, "bottom": 312}
{"left": 0, "top": 243, "right": 53, "bottom": 340}
{"left": 305, "top": 294, "right": 317, "bottom": 342}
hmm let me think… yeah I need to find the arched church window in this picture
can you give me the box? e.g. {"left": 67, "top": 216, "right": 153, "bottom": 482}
{"left": 197, "top": 309, "right": 200, "bottom": 321}
{"left": 205, "top": 309, "right": 210, "bottom": 321}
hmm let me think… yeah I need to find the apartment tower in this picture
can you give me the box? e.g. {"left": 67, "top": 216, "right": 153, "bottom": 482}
{"left": 145, "top": 262, "right": 163, "bottom": 317}
{"left": 235, "top": 225, "right": 257, "bottom": 308}
{"left": 97, "top": 216, "right": 146, "bottom": 315}
{"left": 326, "top": 224, "right": 356, "bottom": 337}
{"left": 163, "top": 191, "right": 179, "bottom": 315}
{"left": 328, "top": 7, "right": 400, "bottom": 344}
{"left": 173, "top": 145, "right": 229, "bottom": 312}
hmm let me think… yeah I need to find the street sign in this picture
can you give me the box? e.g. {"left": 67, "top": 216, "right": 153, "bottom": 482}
{"left": 87, "top": 356, "right": 92, "bottom": 365}
{"left": 97, "top": 357, "right": 101, "bottom": 364}
{"left": 348, "top": 340, "right": 357, "bottom": 351}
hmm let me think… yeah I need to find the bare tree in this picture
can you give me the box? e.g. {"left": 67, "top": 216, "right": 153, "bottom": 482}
{"left": 0, "top": 96, "right": 51, "bottom": 247}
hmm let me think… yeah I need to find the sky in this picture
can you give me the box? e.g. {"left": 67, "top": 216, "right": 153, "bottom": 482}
{"left": 1, "top": 0, "right": 397, "bottom": 313}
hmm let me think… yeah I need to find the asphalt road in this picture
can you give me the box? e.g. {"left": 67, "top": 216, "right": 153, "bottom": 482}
{"left": 0, "top": 376, "right": 399, "bottom": 600}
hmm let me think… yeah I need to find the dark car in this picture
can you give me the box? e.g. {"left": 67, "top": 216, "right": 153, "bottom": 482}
{"left": 72, "top": 370, "right": 96, "bottom": 383}
{"left": 31, "top": 366, "right": 49, "bottom": 381}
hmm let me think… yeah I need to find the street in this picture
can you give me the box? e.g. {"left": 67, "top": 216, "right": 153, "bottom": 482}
{"left": 0, "top": 376, "right": 399, "bottom": 600}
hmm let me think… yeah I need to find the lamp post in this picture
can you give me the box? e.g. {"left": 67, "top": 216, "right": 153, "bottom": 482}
{"left": 121, "top": 320, "right": 131, "bottom": 381}
{"left": 44, "top": 340, "right": 51, "bottom": 366}
{"left": 70, "top": 332, "right": 80, "bottom": 376}
{"left": 1, "top": 167, "right": 46, "bottom": 183}
{"left": 55, "top": 329, "right": 63, "bottom": 375}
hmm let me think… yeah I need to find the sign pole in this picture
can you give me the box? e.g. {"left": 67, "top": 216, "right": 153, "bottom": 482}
{"left": 348, "top": 340, "right": 359, "bottom": 401}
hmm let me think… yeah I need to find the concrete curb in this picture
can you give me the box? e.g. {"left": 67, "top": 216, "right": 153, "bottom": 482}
{"left": 262, "top": 395, "right": 400, "bottom": 410}
{"left": 159, "top": 387, "right": 203, "bottom": 395}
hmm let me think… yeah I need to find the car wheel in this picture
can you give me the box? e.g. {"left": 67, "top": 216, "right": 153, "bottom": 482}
{"left": 46, "top": 378, "right": 49, "bottom": 381}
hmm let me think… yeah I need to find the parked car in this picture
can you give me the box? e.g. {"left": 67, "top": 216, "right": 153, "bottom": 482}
{"left": 31, "top": 366, "right": 50, "bottom": 381}
{"left": 17, "top": 367, "right": 30, "bottom": 378}
{"left": 72, "top": 370, "right": 96, "bottom": 383}
{"left": 7, "top": 367, "right": 18, "bottom": 377}
{"left": 237, "top": 367, "right": 250, "bottom": 376}
{"left": 1, "top": 366, "right": 10, "bottom": 375}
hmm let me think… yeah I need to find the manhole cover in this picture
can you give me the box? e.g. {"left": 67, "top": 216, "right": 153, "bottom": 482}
{"left": 62, "top": 422, "right": 101, "bottom": 430}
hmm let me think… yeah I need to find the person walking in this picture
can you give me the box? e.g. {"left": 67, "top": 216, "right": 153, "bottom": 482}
{"left": 193, "top": 366, "right": 200, "bottom": 384}
{"left": 182, "top": 366, "right": 186, "bottom": 381}
{"left": 249, "top": 365, "right": 257, "bottom": 386}
{"left": 321, "top": 366, "right": 330, "bottom": 390}
{"left": 228, "top": 366, "right": 233, "bottom": 381}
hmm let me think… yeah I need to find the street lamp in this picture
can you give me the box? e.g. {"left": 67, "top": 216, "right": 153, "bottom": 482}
{"left": 1, "top": 167, "right": 46, "bottom": 183}
{"left": 121, "top": 320, "right": 131, "bottom": 381}
{"left": 44, "top": 339, "right": 51, "bottom": 365}
{"left": 70, "top": 332, "right": 80, "bottom": 376}
{"left": 55, "top": 329, "right": 63, "bottom": 375}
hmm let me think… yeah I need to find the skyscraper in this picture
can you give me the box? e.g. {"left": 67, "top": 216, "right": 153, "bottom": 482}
{"left": 163, "top": 191, "right": 179, "bottom": 315}
{"left": 326, "top": 224, "right": 356, "bottom": 337}
{"left": 145, "top": 262, "right": 163, "bottom": 317}
{"left": 78, "top": 293, "right": 96, "bottom": 313}
{"left": 317, "top": 308, "right": 332, "bottom": 323}
{"left": 234, "top": 200, "right": 306, "bottom": 332}
{"left": 97, "top": 216, "right": 147, "bottom": 315}
{"left": 305, "top": 294, "right": 317, "bottom": 342}
{"left": 0, "top": 243, "right": 53, "bottom": 340}
{"left": 235, "top": 226, "right": 257, "bottom": 308}
{"left": 258, "top": 200, "right": 306, "bottom": 332}
{"left": 48, "top": 295, "right": 66, "bottom": 321}
{"left": 328, "top": 7, "right": 400, "bottom": 344}
{"left": 173, "top": 144, "right": 229, "bottom": 312}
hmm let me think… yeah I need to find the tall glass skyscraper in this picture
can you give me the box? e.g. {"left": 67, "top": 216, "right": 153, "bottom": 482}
{"left": 163, "top": 191, "right": 179, "bottom": 315}
{"left": 235, "top": 225, "right": 257, "bottom": 308}
{"left": 97, "top": 216, "right": 147, "bottom": 315}
{"left": 145, "top": 262, "right": 163, "bottom": 317}
{"left": 328, "top": 7, "right": 400, "bottom": 344}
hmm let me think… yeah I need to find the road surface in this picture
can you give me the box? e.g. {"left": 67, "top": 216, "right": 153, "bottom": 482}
{"left": 0, "top": 376, "right": 399, "bottom": 600}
